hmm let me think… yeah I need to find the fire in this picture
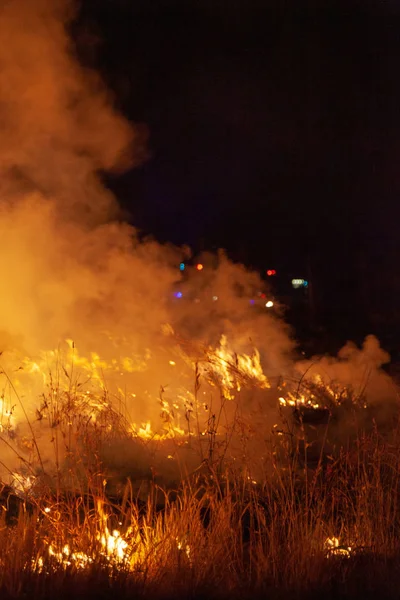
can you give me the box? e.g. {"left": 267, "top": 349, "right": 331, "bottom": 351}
{"left": 0, "top": 332, "right": 271, "bottom": 495}
{"left": 177, "top": 537, "right": 192, "bottom": 563}
{"left": 279, "top": 375, "right": 366, "bottom": 411}
{"left": 47, "top": 543, "right": 93, "bottom": 569}
{"left": 10, "top": 472, "right": 36, "bottom": 496}
{"left": 2, "top": 334, "right": 269, "bottom": 437}
{"left": 279, "top": 392, "right": 320, "bottom": 409}
{"left": 130, "top": 420, "right": 186, "bottom": 441}
{"left": 96, "top": 499, "right": 129, "bottom": 562}
{"left": 0, "top": 0, "right": 392, "bottom": 593}
{"left": 35, "top": 496, "right": 150, "bottom": 573}
{"left": 202, "top": 334, "right": 270, "bottom": 399}
{"left": 0, "top": 398, "right": 16, "bottom": 432}
{"left": 324, "top": 536, "right": 352, "bottom": 558}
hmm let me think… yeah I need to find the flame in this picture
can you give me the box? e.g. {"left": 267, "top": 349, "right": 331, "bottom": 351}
{"left": 0, "top": 332, "right": 271, "bottom": 493}
{"left": 0, "top": 398, "right": 16, "bottom": 432}
{"left": 0, "top": 334, "right": 269, "bottom": 431}
{"left": 38, "top": 498, "right": 143, "bottom": 572}
{"left": 47, "top": 543, "right": 93, "bottom": 569}
{"left": 324, "top": 536, "right": 352, "bottom": 558}
{"left": 96, "top": 499, "right": 128, "bottom": 562}
{"left": 279, "top": 392, "right": 320, "bottom": 409}
{"left": 177, "top": 537, "right": 192, "bottom": 562}
{"left": 130, "top": 420, "right": 186, "bottom": 441}
{"left": 279, "top": 376, "right": 366, "bottom": 411}
{"left": 10, "top": 472, "right": 36, "bottom": 496}
{"left": 202, "top": 335, "right": 270, "bottom": 399}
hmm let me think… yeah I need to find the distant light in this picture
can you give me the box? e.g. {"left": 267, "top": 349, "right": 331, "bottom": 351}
{"left": 250, "top": 299, "right": 255, "bottom": 305}
{"left": 291, "top": 279, "right": 308, "bottom": 288}
{"left": 292, "top": 278, "right": 305, "bottom": 289}
{"left": 196, "top": 263, "right": 204, "bottom": 271}
{"left": 212, "top": 295, "right": 218, "bottom": 301}
{"left": 169, "top": 360, "right": 176, "bottom": 366}
{"left": 265, "top": 300, "right": 274, "bottom": 308}
{"left": 174, "top": 291, "right": 183, "bottom": 298}
{"left": 261, "top": 293, "right": 266, "bottom": 298}
{"left": 179, "top": 262, "right": 185, "bottom": 271}
{"left": 267, "top": 269, "right": 276, "bottom": 276}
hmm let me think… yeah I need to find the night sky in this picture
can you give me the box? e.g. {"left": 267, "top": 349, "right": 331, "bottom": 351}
{"left": 74, "top": 0, "right": 400, "bottom": 346}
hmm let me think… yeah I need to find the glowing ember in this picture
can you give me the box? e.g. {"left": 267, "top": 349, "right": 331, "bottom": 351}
{"left": 279, "top": 392, "right": 320, "bottom": 409}
{"left": 324, "top": 536, "right": 352, "bottom": 558}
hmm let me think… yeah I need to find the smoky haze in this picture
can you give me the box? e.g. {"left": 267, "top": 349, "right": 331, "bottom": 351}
{"left": 0, "top": 0, "right": 293, "bottom": 485}
{"left": 0, "top": 0, "right": 136, "bottom": 218}
{"left": 0, "top": 0, "right": 395, "bottom": 491}
{"left": 0, "top": 0, "right": 292, "bottom": 358}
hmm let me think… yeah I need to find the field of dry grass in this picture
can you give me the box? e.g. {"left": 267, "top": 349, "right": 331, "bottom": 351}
{"left": 1, "top": 386, "right": 400, "bottom": 600}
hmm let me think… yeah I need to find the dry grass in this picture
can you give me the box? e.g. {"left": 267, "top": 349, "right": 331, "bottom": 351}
{"left": 0, "top": 365, "right": 400, "bottom": 600}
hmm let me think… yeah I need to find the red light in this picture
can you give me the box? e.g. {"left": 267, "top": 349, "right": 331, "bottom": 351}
{"left": 196, "top": 263, "right": 204, "bottom": 271}
{"left": 267, "top": 269, "right": 276, "bottom": 276}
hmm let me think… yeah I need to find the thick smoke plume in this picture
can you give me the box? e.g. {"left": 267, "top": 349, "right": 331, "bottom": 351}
{"left": 0, "top": 0, "right": 396, "bottom": 492}
{"left": 0, "top": 0, "right": 293, "bottom": 487}
{"left": 0, "top": 0, "right": 291, "bottom": 356}
{"left": 0, "top": 0, "right": 135, "bottom": 220}
{"left": 295, "top": 335, "right": 394, "bottom": 406}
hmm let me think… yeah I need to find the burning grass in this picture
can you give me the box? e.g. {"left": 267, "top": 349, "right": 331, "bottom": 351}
{"left": 0, "top": 1, "right": 396, "bottom": 596}
{"left": 1, "top": 441, "right": 400, "bottom": 600}
{"left": 0, "top": 341, "right": 397, "bottom": 599}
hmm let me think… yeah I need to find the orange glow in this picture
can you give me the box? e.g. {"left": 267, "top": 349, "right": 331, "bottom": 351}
{"left": 196, "top": 263, "right": 204, "bottom": 271}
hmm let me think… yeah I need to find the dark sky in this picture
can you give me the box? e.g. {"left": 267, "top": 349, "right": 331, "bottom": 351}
{"left": 75, "top": 0, "right": 400, "bottom": 339}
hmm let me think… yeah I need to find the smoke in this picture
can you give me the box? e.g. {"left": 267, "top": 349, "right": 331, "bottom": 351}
{"left": 0, "top": 0, "right": 295, "bottom": 489}
{"left": 0, "top": 0, "right": 395, "bottom": 493}
{"left": 0, "top": 0, "right": 292, "bottom": 353}
{"left": 295, "top": 335, "right": 395, "bottom": 406}
{"left": 0, "top": 0, "right": 135, "bottom": 219}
